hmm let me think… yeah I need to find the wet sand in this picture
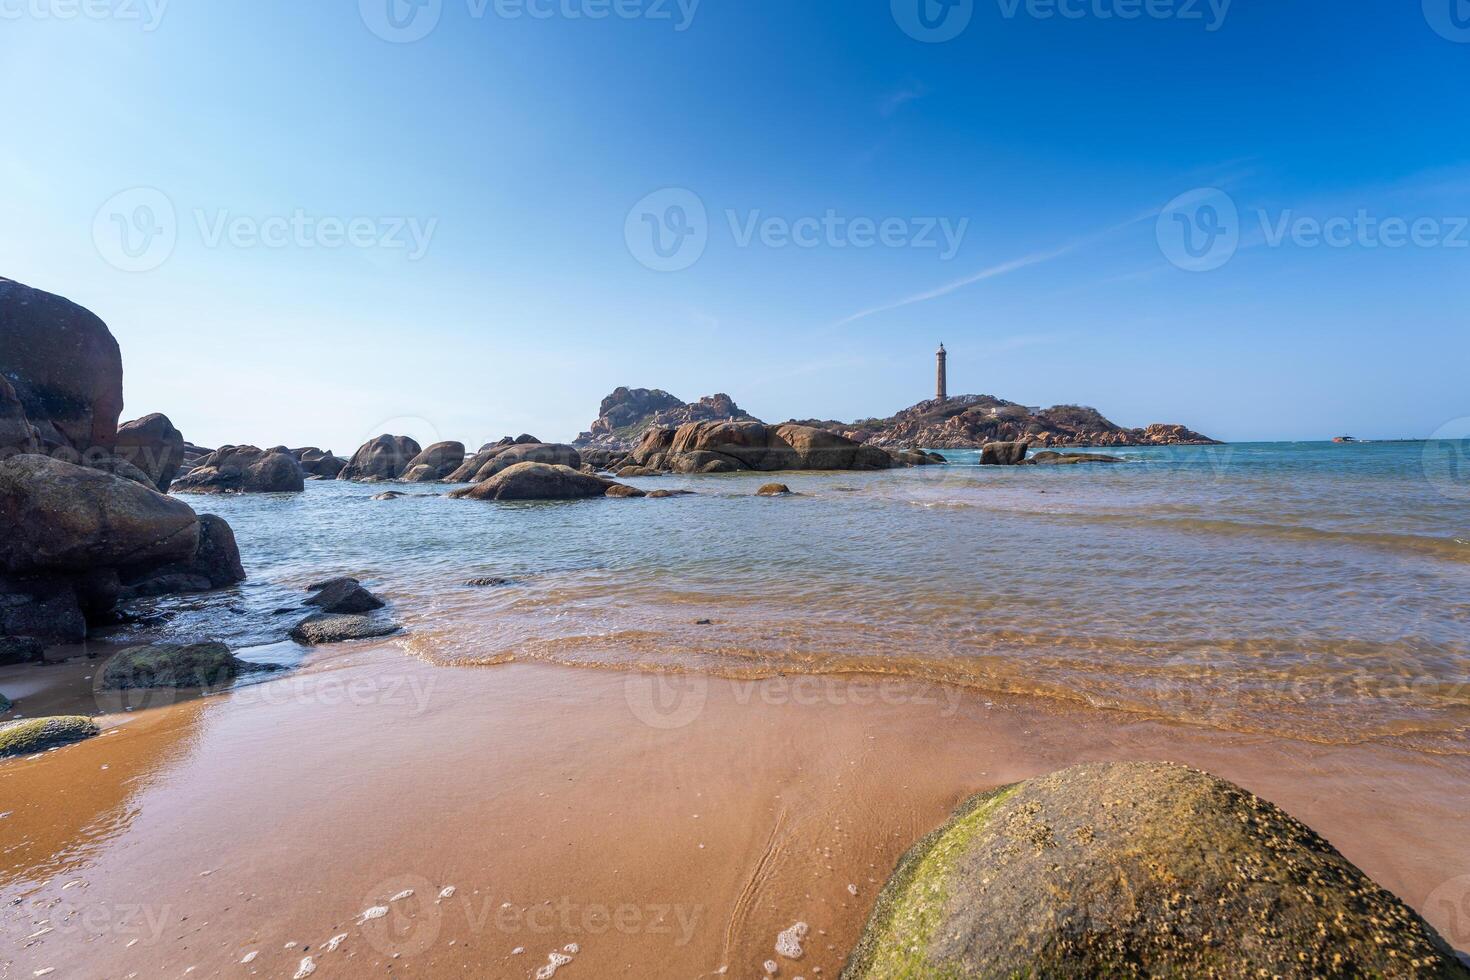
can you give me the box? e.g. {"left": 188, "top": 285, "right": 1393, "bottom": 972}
{"left": 3, "top": 644, "right": 1468, "bottom": 978}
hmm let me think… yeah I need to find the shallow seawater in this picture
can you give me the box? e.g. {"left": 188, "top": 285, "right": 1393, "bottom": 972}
{"left": 129, "top": 442, "right": 1470, "bottom": 752}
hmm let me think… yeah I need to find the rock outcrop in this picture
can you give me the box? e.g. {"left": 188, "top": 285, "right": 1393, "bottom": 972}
{"left": 0, "top": 277, "right": 124, "bottom": 455}
{"left": 0, "top": 376, "right": 39, "bottom": 456}
{"left": 980, "top": 440, "right": 1029, "bottom": 465}
{"left": 338, "top": 434, "right": 422, "bottom": 482}
{"left": 821, "top": 395, "right": 1219, "bottom": 450}
{"left": 576, "top": 387, "right": 755, "bottom": 450}
{"left": 844, "top": 762, "right": 1468, "bottom": 979}
{"left": 625, "top": 421, "right": 936, "bottom": 474}
{"left": 400, "top": 441, "right": 466, "bottom": 482}
{"left": 113, "top": 413, "right": 186, "bottom": 492}
{"left": 293, "top": 447, "right": 347, "bottom": 479}
{"left": 171, "top": 445, "right": 305, "bottom": 494}
{"left": 448, "top": 461, "right": 623, "bottom": 501}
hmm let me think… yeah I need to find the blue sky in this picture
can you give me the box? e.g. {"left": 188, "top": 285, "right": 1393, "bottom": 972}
{"left": 2, "top": 0, "right": 1467, "bottom": 450}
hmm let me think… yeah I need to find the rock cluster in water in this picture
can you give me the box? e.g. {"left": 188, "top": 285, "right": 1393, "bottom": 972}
{"left": 576, "top": 387, "right": 755, "bottom": 450}
{"left": 621, "top": 420, "right": 944, "bottom": 475}
{"left": 0, "top": 279, "right": 250, "bottom": 647}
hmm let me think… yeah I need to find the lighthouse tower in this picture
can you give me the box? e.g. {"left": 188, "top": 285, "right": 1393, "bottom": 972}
{"left": 936, "top": 343, "right": 948, "bottom": 402}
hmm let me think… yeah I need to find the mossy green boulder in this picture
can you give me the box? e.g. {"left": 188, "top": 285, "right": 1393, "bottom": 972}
{"left": 100, "top": 642, "right": 281, "bottom": 690}
{"left": 0, "top": 716, "right": 99, "bottom": 757}
{"left": 844, "top": 761, "right": 1468, "bottom": 979}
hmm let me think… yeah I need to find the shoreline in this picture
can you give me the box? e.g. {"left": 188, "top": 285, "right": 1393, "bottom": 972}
{"left": 5, "top": 643, "right": 1468, "bottom": 977}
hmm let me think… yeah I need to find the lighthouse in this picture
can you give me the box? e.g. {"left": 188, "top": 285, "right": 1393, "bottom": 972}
{"left": 936, "top": 343, "right": 948, "bottom": 402}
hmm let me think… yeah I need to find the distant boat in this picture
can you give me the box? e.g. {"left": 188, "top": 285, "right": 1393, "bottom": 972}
{"left": 1333, "top": 436, "right": 1359, "bottom": 444}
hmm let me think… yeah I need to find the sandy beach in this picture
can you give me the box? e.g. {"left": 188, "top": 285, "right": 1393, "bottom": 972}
{"left": 5, "top": 642, "right": 1467, "bottom": 978}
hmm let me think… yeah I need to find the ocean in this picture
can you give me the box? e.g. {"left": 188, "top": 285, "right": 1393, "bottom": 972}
{"left": 128, "top": 440, "right": 1470, "bottom": 754}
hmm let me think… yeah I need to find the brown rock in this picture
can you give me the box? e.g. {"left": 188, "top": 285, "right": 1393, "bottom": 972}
{"left": 401, "top": 441, "right": 466, "bottom": 482}
{"left": 448, "top": 462, "right": 617, "bottom": 501}
{"left": 114, "top": 413, "right": 186, "bottom": 492}
{"left": 756, "top": 483, "right": 791, "bottom": 496}
{"left": 172, "top": 446, "right": 305, "bottom": 494}
{"left": 470, "top": 443, "right": 582, "bottom": 482}
{"left": 980, "top": 440, "right": 1029, "bottom": 465}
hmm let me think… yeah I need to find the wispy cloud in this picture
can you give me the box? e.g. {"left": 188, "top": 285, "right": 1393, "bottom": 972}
{"left": 831, "top": 211, "right": 1154, "bottom": 329}
{"left": 878, "top": 81, "right": 928, "bottom": 118}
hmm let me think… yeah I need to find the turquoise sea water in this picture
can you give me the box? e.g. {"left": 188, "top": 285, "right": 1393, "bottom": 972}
{"left": 124, "top": 441, "right": 1470, "bottom": 752}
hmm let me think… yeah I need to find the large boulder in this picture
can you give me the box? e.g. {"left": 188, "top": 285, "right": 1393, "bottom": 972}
{"left": 469, "top": 443, "right": 582, "bottom": 483}
{"left": 980, "top": 439, "right": 1029, "bottom": 465}
{"left": 845, "top": 762, "right": 1469, "bottom": 979}
{"left": 0, "top": 278, "right": 123, "bottom": 454}
{"left": 448, "top": 461, "right": 618, "bottom": 501}
{"left": 304, "top": 577, "right": 385, "bottom": 614}
{"left": 290, "top": 612, "right": 401, "bottom": 645}
{"left": 338, "top": 434, "right": 422, "bottom": 482}
{"left": 444, "top": 445, "right": 509, "bottom": 483}
{"left": 400, "top": 441, "right": 466, "bottom": 482}
{"left": 120, "top": 514, "right": 246, "bottom": 596}
{"left": 114, "top": 413, "right": 186, "bottom": 492}
{"left": 171, "top": 446, "right": 305, "bottom": 494}
{"left": 0, "top": 455, "right": 199, "bottom": 573}
{"left": 0, "top": 577, "right": 87, "bottom": 642}
{"left": 296, "top": 448, "right": 346, "bottom": 479}
{"left": 629, "top": 421, "right": 904, "bottom": 474}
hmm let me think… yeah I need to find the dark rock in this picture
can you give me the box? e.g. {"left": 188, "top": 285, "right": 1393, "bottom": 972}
{"left": 401, "top": 441, "right": 466, "bottom": 482}
{"left": 338, "top": 434, "right": 422, "bottom": 482}
{"left": 980, "top": 440, "right": 1029, "bottom": 465}
{"left": 646, "top": 489, "right": 694, "bottom": 498}
{"left": 171, "top": 446, "right": 306, "bottom": 494}
{"left": 305, "top": 577, "right": 385, "bottom": 614}
{"left": 100, "top": 641, "right": 282, "bottom": 690}
{"left": 448, "top": 462, "right": 618, "bottom": 501}
{"left": 845, "top": 762, "right": 1469, "bottom": 979}
{"left": 114, "top": 413, "right": 186, "bottom": 492}
{"left": 290, "top": 613, "right": 402, "bottom": 645}
{"left": 465, "top": 577, "right": 513, "bottom": 587}
{"left": 298, "top": 450, "right": 346, "bottom": 478}
{"left": 0, "top": 455, "right": 199, "bottom": 574}
{"left": 0, "top": 578, "right": 86, "bottom": 642}
{"left": 372, "top": 491, "right": 406, "bottom": 500}
{"left": 124, "top": 572, "right": 214, "bottom": 598}
{"left": 0, "top": 277, "right": 124, "bottom": 454}
{"left": 76, "top": 451, "right": 158, "bottom": 488}
{"left": 604, "top": 484, "right": 647, "bottom": 498}
{"left": 756, "top": 483, "right": 792, "bottom": 496}
{"left": 0, "top": 716, "right": 100, "bottom": 757}
{"left": 0, "top": 376, "right": 39, "bottom": 456}
{"left": 188, "top": 515, "right": 247, "bottom": 587}
{"left": 0, "top": 636, "right": 45, "bottom": 665}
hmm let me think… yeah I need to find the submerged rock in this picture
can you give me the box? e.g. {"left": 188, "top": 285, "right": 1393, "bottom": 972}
{"left": 604, "top": 484, "right": 647, "bottom": 498}
{"left": 465, "top": 577, "right": 513, "bottom": 587}
{"left": 290, "top": 612, "right": 402, "bottom": 645}
{"left": 844, "top": 761, "right": 1468, "bottom": 979}
{"left": 305, "top": 577, "right": 386, "bottom": 614}
{"left": 0, "top": 716, "right": 100, "bottom": 757}
{"left": 1027, "top": 450, "right": 1125, "bottom": 465}
{"left": 756, "top": 483, "right": 792, "bottom": 496}
{"left": 448, "top": 462, "right": 620, "bottom": 501}
{"left": 100, "top": 642, "right": 282, "bottom": 690}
